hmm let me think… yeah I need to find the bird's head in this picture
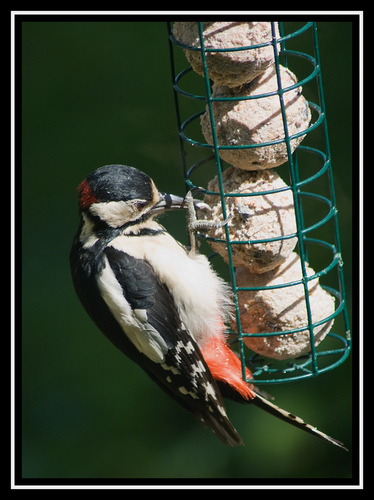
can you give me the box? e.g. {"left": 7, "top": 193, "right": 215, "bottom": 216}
{"left": 76, "top": 164, "right": 189, "bottom": 230}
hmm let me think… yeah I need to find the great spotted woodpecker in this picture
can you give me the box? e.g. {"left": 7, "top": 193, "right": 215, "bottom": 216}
{"left": 70, "top": 164, "right": 347, "bottom": 449}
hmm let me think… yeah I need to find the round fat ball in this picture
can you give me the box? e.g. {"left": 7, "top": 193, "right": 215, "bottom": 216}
{"left": 172, "top": 21, "right": 280, "bottom": 87}
{"left": 200, "top": 65, "right": 311, "bottom": 170}
{"left": 199, "top": 167, "right": 297, "bottom": 273}
{"left": 234, "top": 252, "right": 335, "bottom": 360}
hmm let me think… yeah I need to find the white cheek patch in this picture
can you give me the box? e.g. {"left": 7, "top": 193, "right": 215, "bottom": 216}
{"left": 89, "top": 200, "right": 135, "bottom": 228}
{"left": 97, "top": 256, "right": 169, "bottom": 363}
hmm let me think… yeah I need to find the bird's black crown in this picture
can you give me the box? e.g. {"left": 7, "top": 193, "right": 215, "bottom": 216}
{"left": 82, "top": 164, "right": 155, "bottom": 206}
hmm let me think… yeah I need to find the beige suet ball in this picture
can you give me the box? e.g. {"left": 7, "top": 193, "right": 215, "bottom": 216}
{"left": 172, "top": 21, "right": 280, "bottom": 88}
{"left": 199, "top": 167, "right": 297, "bottom": 273}
{"left": 200, "top": 65, "right": 311, "bottom": 170}
{"left": 234, "top": 252, "right": 335, "bottom": 360}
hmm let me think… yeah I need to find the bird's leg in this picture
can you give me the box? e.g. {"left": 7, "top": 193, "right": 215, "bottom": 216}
{"left": 184, "top": 190, "right": 231, "bottom": 253}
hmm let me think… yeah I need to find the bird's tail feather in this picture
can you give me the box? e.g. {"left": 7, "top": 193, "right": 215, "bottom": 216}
{"left": 198, "top": 410, "right": 244, "bottom": 447}
{"left": 251, "top": 392, "right": 348, "bottom": 451}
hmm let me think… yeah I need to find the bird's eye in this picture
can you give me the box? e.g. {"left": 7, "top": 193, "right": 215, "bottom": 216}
{"left": 135, "top": 201, "right": 147, "bottom": 211}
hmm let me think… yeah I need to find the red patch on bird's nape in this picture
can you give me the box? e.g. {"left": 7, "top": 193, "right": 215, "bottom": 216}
{"left": 77, "top": 179, "right": 99, "bottom": 210}
{"left": 200, "top": 334, "right": 256, "bottom": 401}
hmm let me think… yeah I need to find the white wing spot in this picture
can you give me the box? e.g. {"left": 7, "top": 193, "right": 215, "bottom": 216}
{"left": 178, "top": 386, "right": 199, "bottom": 400}
{"left": 190, "top": 361, "right": 207, "bottom": 387}
{"left": 203, "top": 382, "right": 219, "bottom": 401}
{"left": 161, "top": 363, "right": 181, "bottom": 376}
{"left": 185, "top": 341, "right": 195, "bottom": 354}
{"left": 175, "top": 340, "right": 195, "bottom": 355}
{"left": 217, "top": 405, "right": 228, "bottom": 417}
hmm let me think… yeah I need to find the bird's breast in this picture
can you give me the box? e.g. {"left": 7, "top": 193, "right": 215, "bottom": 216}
{"left": 108, "top": 222, "right": 232, "bottom": 346}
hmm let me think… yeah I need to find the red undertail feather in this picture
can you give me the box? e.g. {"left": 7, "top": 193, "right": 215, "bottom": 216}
{"left": 200, "top": 335, "right": 255, "bottom": 401}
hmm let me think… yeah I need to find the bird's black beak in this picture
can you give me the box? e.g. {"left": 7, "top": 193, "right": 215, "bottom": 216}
{"left": 151, "top": 192, "right": 209, "bottom": 215}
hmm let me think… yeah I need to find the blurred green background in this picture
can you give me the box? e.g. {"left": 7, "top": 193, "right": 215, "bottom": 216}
{"left": 21, "top": 18, "right": 355, "bottom": 482}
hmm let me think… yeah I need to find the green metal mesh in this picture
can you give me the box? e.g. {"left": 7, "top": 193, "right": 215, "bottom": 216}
{"left": 168, "top": 21, "right": 351, "bottom": 384}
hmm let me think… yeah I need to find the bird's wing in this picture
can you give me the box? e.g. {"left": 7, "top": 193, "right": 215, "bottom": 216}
{"left": 99, "top": 245, "right": 243, "bottom": 445}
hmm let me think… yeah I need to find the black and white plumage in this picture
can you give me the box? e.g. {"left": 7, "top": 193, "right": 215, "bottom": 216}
{"left": 70, "top": 164, "right": 347, "bottom": 450}
{"left": 70, "top": 164, "right": 242, "bottom": 445}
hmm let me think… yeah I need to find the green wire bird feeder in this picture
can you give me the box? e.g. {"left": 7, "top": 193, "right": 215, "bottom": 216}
{"left": 168, "top": 21, "right": 351, "bottom": 384}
